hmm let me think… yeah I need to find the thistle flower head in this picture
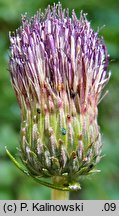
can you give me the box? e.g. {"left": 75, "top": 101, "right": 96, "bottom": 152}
{"left": 9, "top": 3, "right": 110, "bottom": 191}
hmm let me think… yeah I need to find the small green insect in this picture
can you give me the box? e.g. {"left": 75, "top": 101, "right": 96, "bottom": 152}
{"left": 61, "top": 128, "right": 66, "bottom": 135}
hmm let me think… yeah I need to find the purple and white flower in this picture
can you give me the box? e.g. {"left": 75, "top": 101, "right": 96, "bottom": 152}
{"left": 9, "top": 3, "right": 110, "bottom": 190}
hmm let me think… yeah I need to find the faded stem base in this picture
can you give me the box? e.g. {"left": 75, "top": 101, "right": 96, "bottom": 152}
{"left": 51, "top": 176, "right": 69, "bottom": 200}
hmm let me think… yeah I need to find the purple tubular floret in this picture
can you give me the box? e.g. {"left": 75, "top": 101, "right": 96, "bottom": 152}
{"left": 9, "top": 3, "right": 110, "bottom": 114}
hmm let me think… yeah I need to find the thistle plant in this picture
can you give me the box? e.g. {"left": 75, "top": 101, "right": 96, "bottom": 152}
{"left": 8, "top": 3, "right": 110, "bottom": 199}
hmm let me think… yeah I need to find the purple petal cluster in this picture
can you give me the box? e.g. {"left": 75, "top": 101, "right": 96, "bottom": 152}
{"left": 9, "top": 3, "right": 110, "bottom": 115}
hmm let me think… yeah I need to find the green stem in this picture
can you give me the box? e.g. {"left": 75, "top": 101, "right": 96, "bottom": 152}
{"left": 51, "top": 176, "right": 69, "bottom": 200}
